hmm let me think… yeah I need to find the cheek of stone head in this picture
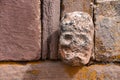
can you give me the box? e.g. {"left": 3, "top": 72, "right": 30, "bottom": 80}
{"left": 79, "top": 34, "right": 90, "bottom": 46}
{"left": 59, "top": 12, "right": 94, "bottom": 66}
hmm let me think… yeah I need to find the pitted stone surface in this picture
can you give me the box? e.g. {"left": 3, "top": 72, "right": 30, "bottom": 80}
{"left": 0, "top": 0, "right": 41, "bottom": 61}
{"left": 95, "top": 1, "right": 120, "bottom": 62}
{"left": 59, "top": 12, "right": 94, "bottom": 66}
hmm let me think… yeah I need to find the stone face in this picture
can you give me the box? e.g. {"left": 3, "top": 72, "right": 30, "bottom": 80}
{"left": 61, "top": 0, "right": 93, "bottom": 17}
{"left": 59, "top": 12, "right": 94, "bottom": 66}
{"left": 0, "top": 61, "right": 119, "bottom": 80}
{"left": 42, "top": 0, "right": 60, "bottom": 59}
{"left": 95, "top": 1, "right": 120, "bottom": 62}
{"left": 0, "top": 0, "right": 41, "bottom": 61}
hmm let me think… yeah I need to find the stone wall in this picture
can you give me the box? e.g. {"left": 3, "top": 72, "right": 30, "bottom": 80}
{"left": 0, "top": 0, "right": 120, "bottom": 80}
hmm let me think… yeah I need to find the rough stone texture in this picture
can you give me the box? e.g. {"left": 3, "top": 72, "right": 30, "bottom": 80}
{"left": 74, "top": 64, "right": 120, "bottom": 80}
{"left": 42, "top": 0, "right": 60, "bottom": 59}
{"left": 95, "top": 1, "right": 120, "bottom": 62}
{"left": 0, "top": 0, "right": 41, "bottom": 61}
{"left": 96, "top": 0, "right": 119, "bottom": 3}
{"left": 0, "top": 61, "right": 119, "bottom": 80}
{"left": 61, "top": 0, "right": 93, "bottom": 17}
{"left": 59, "top": 12, "right": 94, "bottom": 66}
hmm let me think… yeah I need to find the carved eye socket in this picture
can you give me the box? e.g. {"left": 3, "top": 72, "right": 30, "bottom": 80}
{"left": 64, "top": 34, "right": 73, "bottom": 40}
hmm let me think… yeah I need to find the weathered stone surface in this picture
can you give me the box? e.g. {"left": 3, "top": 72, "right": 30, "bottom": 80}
{"left": 0, "top": 61, "right": 119, "bottom": 80}
{"left": 61, "top": 0, "right": 93, "bottom": 17}
{"left": 42, "top": 0, "right": 60, "bottom": 59}
{"left": 95, "top": 1, "right": 120, "bottom": 62}
{"left": 0, "top": 61, "right": 75, "bottom": 80}
{"left": 74, "top": 64, "right": 120, "bottom": 80}
{"left": 0, "top": 0, "right": 41, "bottom": 61}
{"left": 96, "top": 0, "right": 119, "bottom": 3}
{"left": 59, "top": 12, "right": 94, "bottom": 66}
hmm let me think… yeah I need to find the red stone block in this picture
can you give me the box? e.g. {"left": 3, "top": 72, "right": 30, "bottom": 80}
{"left": 0, "top": 0, "right": 41, "bottom": 61}
{"left": 42, "top": 0, "right": 60, "bottom": 59}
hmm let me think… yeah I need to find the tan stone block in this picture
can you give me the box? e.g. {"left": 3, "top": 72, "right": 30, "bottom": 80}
{"left": 0, "top": 61, "right": 119, "bottom": 80}
{"left": 95, "top": 1, "right": 120, "bottom": 61}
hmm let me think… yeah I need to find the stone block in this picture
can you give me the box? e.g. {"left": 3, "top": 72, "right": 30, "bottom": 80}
{"left": 0, "top": 61, "right": 119, "bottom": 80}
{"left": 0, "top": 0, "right": 41, "bottom": 61}
{"left": 74, "top": 64, "right": 120, "bottom": 80}
{"left": 42, "top": 0, "right": 60, "bottom": 59}
{"left": 95, "top": 1, "right": 120, "bottom": 61}
{"left": 61, "top": 0, "right": 93, "bottom": 16}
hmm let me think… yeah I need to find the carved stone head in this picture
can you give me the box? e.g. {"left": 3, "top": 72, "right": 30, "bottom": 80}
{"left": 59, "top": 12, "right": 94, "bottom": 66}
